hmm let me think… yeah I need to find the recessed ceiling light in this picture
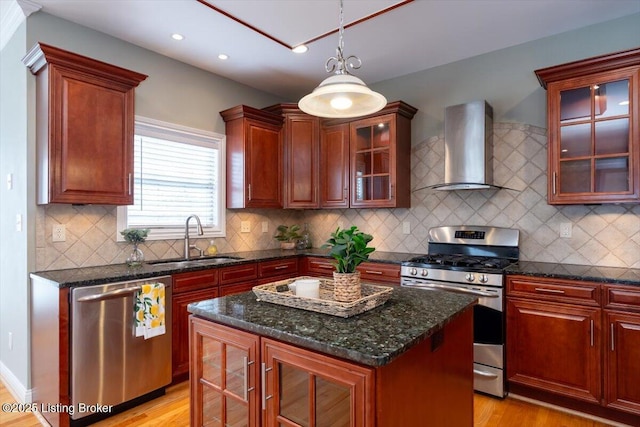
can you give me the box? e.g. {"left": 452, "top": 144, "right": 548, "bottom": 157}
{"left": 292, "top": 45, "right": 308, "bottom": 54}
{"left": 218, "top": 54, "right": 229, "bottom": 60}
{"left": 171, "top": 33, "right": 184, "bottom": 41}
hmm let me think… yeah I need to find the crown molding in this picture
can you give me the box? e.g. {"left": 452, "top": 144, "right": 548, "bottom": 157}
{"left": 0, "top": 0, "right": 41, "bottom": 51}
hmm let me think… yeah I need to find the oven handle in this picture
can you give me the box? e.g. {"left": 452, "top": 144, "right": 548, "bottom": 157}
{"left": 474, "top": 369, "right": 499, "bottom": 379}
{"left": 402, "top": 281, "right": 500, "bottom": 298}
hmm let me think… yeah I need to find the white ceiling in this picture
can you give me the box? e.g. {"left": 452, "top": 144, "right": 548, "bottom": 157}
{"left": 15, "top": 0, "right": 640, "bottom": 100}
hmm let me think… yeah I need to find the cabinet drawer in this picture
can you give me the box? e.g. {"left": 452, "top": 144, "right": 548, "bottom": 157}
{"left": 259, "top": 258, "right": 299, "bottom": 279}
{"left": 604, "top": 285, "right": 640, "bottom": 312}
{"left": 220, "top": 281, "right": 256, "bottom": 296}
{"left": 219, "top": 263, "right": 258, "bottom": 285}
{"left": 357, "top": 262, "right": 400, "bottom": 285}
{"left": 172, "top": 269, "right": 218, "bottom": 294}
{"left": 506, "top": 276, "right": 600, "bottom": 306}
{"left": 303, "top": 257, "right": 335, "bottom": 277}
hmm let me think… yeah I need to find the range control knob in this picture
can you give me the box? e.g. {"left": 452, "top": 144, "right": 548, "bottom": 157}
{"left": 465, "top": 273, "right": 475, "bottom": 282}
{"left": 479, "top": 274, "right": 489, "bottom": 283}
{"left": 421, "top": 269, "right": 429, "bottom": 277}
{"left": 410, "top": 268, "right": 418, "bottom": 276}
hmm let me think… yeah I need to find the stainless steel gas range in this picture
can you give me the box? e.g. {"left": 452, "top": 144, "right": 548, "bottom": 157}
{"left": 401, "top": 225, "right": 519, "bottom": 398}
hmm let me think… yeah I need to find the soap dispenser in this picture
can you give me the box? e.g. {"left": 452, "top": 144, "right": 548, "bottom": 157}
{"left": 206, "top": 239, "right": 218, "bottom": 256}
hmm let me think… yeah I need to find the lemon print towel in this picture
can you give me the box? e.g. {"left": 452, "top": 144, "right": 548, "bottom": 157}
{"left": 134, "top": 282, "right": 166, "bottom": 339}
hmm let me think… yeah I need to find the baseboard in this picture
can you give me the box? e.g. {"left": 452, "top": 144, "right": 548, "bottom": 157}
{"left": 509, "top": 393, "right": 632, "bottom": 427}
{"left": 0, "top": 360, "right": 32, "bottom": 404}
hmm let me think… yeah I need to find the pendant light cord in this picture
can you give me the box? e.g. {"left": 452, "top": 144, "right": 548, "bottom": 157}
{"left": 326, "top": 0, "right": 362, "bottom": 76}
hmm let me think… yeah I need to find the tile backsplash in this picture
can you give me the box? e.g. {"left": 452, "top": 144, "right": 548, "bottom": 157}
{"left": 36, "top": 123, "right": 640, "bottom": 271}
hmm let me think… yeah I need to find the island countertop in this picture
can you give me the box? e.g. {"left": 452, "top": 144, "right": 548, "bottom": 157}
{"left": 188, "top": 286, "right": 476, "bottom": 367}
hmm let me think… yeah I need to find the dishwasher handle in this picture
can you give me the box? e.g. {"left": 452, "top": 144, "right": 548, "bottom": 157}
{"left": 77, "top": 285, "right": 142, "bottom": 302}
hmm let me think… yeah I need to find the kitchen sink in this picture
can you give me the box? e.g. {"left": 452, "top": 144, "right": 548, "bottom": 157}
{"left": 147, "top": 255, "right": 243, "bottom": 268}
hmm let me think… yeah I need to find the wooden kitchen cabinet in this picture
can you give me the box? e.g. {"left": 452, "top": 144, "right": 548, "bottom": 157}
{"left": 356, "top": 261, "right": 401, "bottom": 285}
{"left": 23, "top": 43, "right": 147, "bottom": 205}
{"left": 604, "top": 285, "right": 640, "bottom": 416}
{"left": 534, "top": 48, "right": 640, "bottom": 204}
{"left": 264, "top": 104, "right": 320, "bottom": 208}
{"left": 190, "top": 318, "right": 259, "bottom": 427}
{"left": 219, "top": 262, "right": 259, "bottom": 296}
{"left": 320, "top": 123, "right": 350, "bottom": 208}
{"left": 172, "top": 269, "right": 218, "bottom": 382}
{"left": 261, "top": 337, "right": 373, "bottom": 427}
{"left": 221, "top": 105, "right": 284, "bottom": 208}
{"left": 257, "top": 257, "right": 299, "bottom": 284}
{"left": 301, "top": 256, "right": 336, "bottom": 278}
{"left": 321, "top": 101, "right": 417, "bottom": 209}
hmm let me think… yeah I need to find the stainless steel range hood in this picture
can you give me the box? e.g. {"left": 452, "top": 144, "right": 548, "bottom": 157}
{"left": 428, "top": 100, "right": 506, "bottom": 191}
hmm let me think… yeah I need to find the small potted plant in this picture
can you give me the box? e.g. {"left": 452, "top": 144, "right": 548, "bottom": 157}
{"left": 121, "top": 228, "right": 149, "bottom": 266}
{"left": 274, "top": 224, "right": 301, "bottom": 249}
{"left": 323, "top": 226, "right": 375, "bottom": 302}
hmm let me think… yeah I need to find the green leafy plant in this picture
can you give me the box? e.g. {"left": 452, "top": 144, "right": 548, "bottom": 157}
{"left": 120, "top": 228, "right": 149, "bottom": 244}
{"left": 274, "top": 225, "right": 301, "bottom": 242}
{"left": 323, "top": 226, "right": 375, "bottom": 273}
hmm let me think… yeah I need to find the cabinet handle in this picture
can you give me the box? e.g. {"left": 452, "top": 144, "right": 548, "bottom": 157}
{"left": 611, "top": 323, "right": 615, "bottom": 351}
{"left": 390, "top": 183, "right": 394, "bottom": 199}
{"left": 317, "top": 263, "right": 334, "bottom": 270}
{"left": 365, "top": 270, "right": 383, "bottom": 275}
{"left": 534, "top": 287, "right": 565, "bottom": 294}
{"left": 343, "top": 188, "right": 347, "bottom": 198}
{"left": 243, "top": 357, "right": 248, "bottom": 402}
{"left": 248, "top": 184, "right": 252, "bottom": 201}
{"left": 590, "top": 319, "right": 594, "bottom": 347}
{"left": 128, "top": 173, "right": 133, "bottom": 196}
{"left": 552, "top": 172, "right": 557, "bottom": 195}
{"left": 274, "top": 265, "right": 288, "bottom": 270}
{"left": 261, "top": 363, "right": 272, "bottom": 410}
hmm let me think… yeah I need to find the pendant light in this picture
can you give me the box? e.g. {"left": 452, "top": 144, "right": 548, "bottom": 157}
{"left": 298, "top": 0, "right": 387, "bottom": 118}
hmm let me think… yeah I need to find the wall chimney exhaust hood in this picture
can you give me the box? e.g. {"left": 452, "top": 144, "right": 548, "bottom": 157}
{"left": 424, "top": 100, "right": 510, "bottom": 191}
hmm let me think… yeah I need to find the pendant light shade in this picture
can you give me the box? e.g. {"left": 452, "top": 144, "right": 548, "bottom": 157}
{"left": 298, "top": 0, "right": 386, "bottom": 118}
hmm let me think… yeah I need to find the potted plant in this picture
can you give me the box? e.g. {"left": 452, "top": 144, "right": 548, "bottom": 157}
{"left": 121, "top": 228, "right": 149, "bottom": 266}
{"left": 323, "top": 226, "right": 375, "bottom": 302}
{"left": 274, "top": 224, "right": 301, "bottom": 249}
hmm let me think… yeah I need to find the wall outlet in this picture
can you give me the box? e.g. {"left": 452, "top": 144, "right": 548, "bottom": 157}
{"left": 560, "top": 222, "right": 572, "bottom": 238}
{"left": 53, "top": 224, "right": 66, "bottom": 242}
{"left": 240, "top": 221, "right": 251, "bottom": 233}
{"left": 402, "top": 221, "right": 411, "bottom": 234}
{"left": 261, "top": 221, "right": 268, "bottom": 233}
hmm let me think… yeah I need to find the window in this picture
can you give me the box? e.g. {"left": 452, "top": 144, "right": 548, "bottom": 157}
{"left": 117, "top": 117, "right": 225, "bottom": 241}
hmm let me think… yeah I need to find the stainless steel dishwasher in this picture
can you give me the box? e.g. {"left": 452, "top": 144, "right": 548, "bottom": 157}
{"left": 70, "top": 276, "right": 172, "bottom": 423}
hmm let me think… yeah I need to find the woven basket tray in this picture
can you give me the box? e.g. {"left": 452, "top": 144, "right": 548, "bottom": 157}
{"left": 252, "top": 276, "right": 393, "bottom": 318}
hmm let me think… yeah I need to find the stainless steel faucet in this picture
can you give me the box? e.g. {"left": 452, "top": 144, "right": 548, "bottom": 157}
{"left": 184, "top": 214, "right": 204, "bottom": 260}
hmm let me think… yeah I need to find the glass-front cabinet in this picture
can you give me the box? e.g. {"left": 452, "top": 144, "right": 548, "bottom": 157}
{"left": 261, "top": 338, "right": 373, "bottom": 427}
{"left": 535, "top": 49, "right": 640, "bottom": 204}
{"left": 191, "top": 317, "right": 259, "bottom": 427}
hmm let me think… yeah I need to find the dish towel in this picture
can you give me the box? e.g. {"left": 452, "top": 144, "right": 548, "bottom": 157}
{"left": 134, "top": 282, "right": 166, "bottom": 339}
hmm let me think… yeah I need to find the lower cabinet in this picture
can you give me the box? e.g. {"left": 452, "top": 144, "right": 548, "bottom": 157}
{"left": 507, "top": 275, "right": 640, "bottom": 422}
{"left": 506, "top": 298, "right": 601, "bottom": 403}
{"left": 303, "top": 257, "right": 401, "bottom": 285}
{"left": 190, "top": 318, "right": 372, "bottom": 427}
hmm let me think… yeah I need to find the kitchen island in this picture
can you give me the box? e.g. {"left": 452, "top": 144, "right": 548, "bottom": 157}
{"left": 188, "top": 285, "right": 477, "bottom": 426}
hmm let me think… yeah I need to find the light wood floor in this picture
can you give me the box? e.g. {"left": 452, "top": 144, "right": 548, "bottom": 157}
{"left": 1, "top": 380, "right": 616, "bottom": 426}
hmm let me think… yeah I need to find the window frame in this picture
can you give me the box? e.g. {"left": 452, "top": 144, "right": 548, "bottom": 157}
{"left": 116, "top": 116, "right": 226, "bottom": 241}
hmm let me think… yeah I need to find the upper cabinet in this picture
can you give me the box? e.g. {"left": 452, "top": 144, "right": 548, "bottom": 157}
{"left": 535, "top": 48, "right": 640, "bottom": 205}
{"left": 263, "top": 104, "right": 320, "bottom": 209}
{"left": 324, "top": 101, "right": 417, "bottom": 208}
{"left": 220, "top": 105, "right": 284, "bottom": 209}
{"left": 222, "top": 101, "right": 416, "bottom": 209}
{"left": 23, "top": 43, "right": 147, "bottom": 205}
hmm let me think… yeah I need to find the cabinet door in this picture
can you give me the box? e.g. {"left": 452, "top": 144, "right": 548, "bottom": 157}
{"left": 320, "top": 124, "right": 350, "bottom": 208}
{"left": 261, "top": 338, "right": 373, "bottom": 427}
{"left": 604, "top": 311, "right": 640, "bottom": 415}
{"left": 350, "top": 115, "right": 397, "bottom": 208}
{"left": 302, "top": 257, "right": 335, "bottom": 278}
{"left": 356, "top": 261, "right": 400, "bottom": 285}
{"left": 506, "top": 298, "right": 601, "bottom": 403}
{"left": 172, "top": 288, "right": 218, "bottom": 382}
{"left": 246, "top": 119, "right": 283, "bottom": 208}
{"left": 285, "top": 114, "right": 319, "bottom": 208}
{"left": 546, "top": 67, "right": 640, "bottom": 204}
{"left": 190, "top": 318, "right": 259, "bottom": 427}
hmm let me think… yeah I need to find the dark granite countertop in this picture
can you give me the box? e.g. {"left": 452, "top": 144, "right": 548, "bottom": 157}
{"left": 506, "top": 261, "right": 640, "bottom": 287}
{"left": 29, "top": 248, "right": 421, "bottom": 288}
{"left": 188, "top": 286, "right": 476, "bottom": 367}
